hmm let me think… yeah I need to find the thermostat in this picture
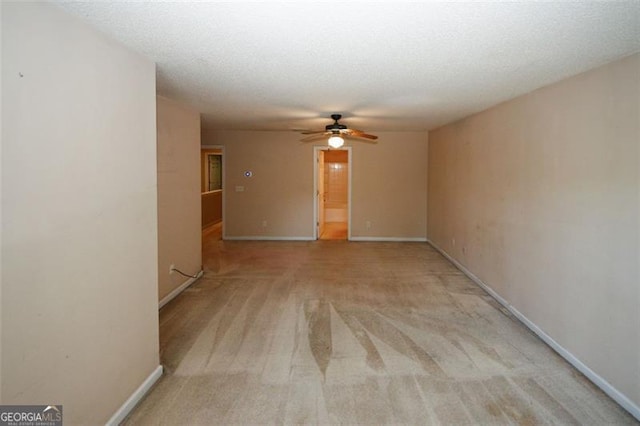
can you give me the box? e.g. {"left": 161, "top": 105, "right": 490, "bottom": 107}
{"left": 244, "top": 171, "right": 253, "bottom": 177}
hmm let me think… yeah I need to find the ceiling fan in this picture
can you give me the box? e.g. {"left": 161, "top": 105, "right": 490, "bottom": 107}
{"left": 300, "top": 114, "right": 378, "bottom": 148}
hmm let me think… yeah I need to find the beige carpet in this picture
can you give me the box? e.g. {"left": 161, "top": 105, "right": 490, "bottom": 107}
{"left": 126, "top": 240, "right": 635, "bottom": 424}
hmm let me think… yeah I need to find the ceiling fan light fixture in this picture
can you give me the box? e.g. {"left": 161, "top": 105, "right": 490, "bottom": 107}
{"left": 328, "top": 135, "right": 344, "bottom": 148}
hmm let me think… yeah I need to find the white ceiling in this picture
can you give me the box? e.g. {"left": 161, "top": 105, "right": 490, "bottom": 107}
{"left": 54, "top": 1, "right": 640, "bottom": 132}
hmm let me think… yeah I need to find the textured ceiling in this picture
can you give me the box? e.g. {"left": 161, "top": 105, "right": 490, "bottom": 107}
{"left": 54, "top": 1, "right": 640, "bottom": 132}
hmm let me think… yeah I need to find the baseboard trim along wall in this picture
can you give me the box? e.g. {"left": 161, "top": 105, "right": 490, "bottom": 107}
{"left": 223, "top": 236, "right": 314, "bottom": 241}
{"left": 158, "top": 270, "right": 204, "bottom": 309}
{"left": 222, "top": 236, "right": 428, "bottom": 242}
{"left": 350, "top": 237, "right": 428, "bottom": 242}
{"left": 427, "top": 240, "right": 640, "bottom": 421}
{"left": 106, "top": 365, "right": 163, "bottom": 426}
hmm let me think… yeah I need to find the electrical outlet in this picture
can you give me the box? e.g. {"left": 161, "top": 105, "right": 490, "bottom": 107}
{"left": 262, "top": 220, "right": 267, "bottom": 228}
{"left": 169, "top": 264, "right": 175, "bottom": 275}
{"left": 366, "top": 221, "right": 371, "bottom": 229}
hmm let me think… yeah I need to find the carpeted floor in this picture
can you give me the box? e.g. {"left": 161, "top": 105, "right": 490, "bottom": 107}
{"left": 125, "top": 238, "right": 635, "bottom": 424}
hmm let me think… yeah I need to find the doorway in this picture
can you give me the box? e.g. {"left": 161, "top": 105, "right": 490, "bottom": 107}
{"left": 314, "top": 146, "right": 351, "bottom": 240}
{"left": 201, "top": 145, "right": 224, "bottom": 244}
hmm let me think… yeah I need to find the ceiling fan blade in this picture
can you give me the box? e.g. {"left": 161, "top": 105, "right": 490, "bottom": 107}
{"left": 343, "top": 134, "right": 378, "bottom": 144}
{"left": 300, "top": 130, "right": 326, "bottom": 135}
{"left": 344, "top": 129, "right": 378, "bottom": 140}
{"left": 300, "top": 133, "right": 329, "bottom": 142}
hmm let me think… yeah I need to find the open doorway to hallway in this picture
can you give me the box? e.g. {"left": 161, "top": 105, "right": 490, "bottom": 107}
{"left": 201, "top": 146, "right": 223, "bottom": 245}
{"left": 315, "top": 147, "right": 351, "bottom": 240}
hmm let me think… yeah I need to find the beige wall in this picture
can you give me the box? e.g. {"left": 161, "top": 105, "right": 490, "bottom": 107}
{"left": 1, "top": 2, "right": 159, "bottom": 423}
{"left": 351, "top": 132, "right": 428, "bottom": 239}
{"left": 428, "top": 54, "right": 640, "bottom": 409}
{"left": 203, "top": 131, "right": 313, "bottom": 238}
{"left": 202, "top": 130, "right": 428, "bottom": 239}
{"left": 157, "top": 96, "right": 202, "bottom": 302}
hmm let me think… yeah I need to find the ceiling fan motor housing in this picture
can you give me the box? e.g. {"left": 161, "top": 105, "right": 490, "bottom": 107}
{"left": 326, "top": 114, "right": 347, "bottom": 132}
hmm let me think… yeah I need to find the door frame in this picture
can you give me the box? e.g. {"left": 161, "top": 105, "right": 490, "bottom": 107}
{"left": 313, "top": 145, "right": 352, "bottom": 240}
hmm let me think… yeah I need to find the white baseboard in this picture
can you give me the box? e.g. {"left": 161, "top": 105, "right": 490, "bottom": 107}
{"left": 349, "top": 237, "right": 427, "bottom": 242}
{"left": 106, "top": 365, "right": 163, "bottom": 426}
{"left": 427, "top": 239, "right": 640, "bottom": 421}
{"left": 222, "top": 236, "right": 428, "bottom": 243}
{"left": 223, "top": 236, "right": 314, "bottom": 241}
{"left": 158, "top": 270, "right": 204, "bottom": 309}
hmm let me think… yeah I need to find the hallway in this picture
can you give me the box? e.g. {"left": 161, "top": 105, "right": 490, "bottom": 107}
{"left": 126, "top": 239, "right": 634, "bottom": 424}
